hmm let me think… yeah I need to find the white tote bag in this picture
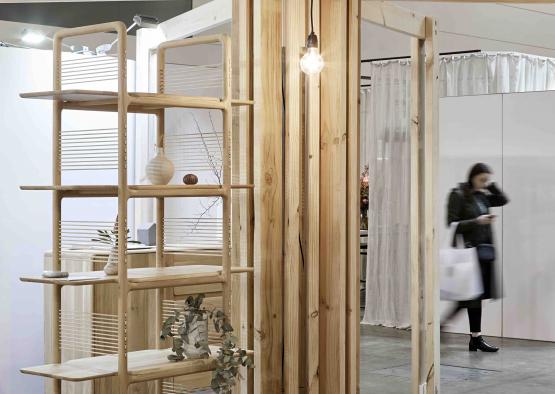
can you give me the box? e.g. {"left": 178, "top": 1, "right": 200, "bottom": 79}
{"left": 439, "top": 223, "right": 484, "bottom": 301}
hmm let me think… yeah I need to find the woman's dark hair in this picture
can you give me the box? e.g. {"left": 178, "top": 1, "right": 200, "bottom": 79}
{"left": 463, "top": 163, "right": 492, "bottom": 194}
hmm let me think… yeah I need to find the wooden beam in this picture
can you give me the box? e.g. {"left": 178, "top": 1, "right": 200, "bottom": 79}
{"left": 51, "top": 29, "right": 63, "bottom": 394}
{"left": 283, "top": 0, "right": 307, "bottom": 393}
{"left": 284, "top": 0, "right": 305, "bottom": 392}
{"left": 346, "top": 0, "right": 360, "bottom": 393}
{"left": 305, "top": 0, "right": 320, "bottom": 390}
{"left": 361, "top": 1, "right": 426, "bottom": 39}
{"left": 320, "top": 0, "right": 348, "bottom": 392}
{"left": 253, "top": 0, "right": 283, "bottom": 392}
{"left": 232, "top": 1, "right": 254, "bottom": 393}
{"left": 423, "top": 16, "right": 440, "bottom": 394}
{"left": 410, "top": 35, "right": 424, "bottom": 394}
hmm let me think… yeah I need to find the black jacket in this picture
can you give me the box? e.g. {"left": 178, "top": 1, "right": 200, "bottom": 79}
{"left": 447, "top": 182, "right": 509, "bottom": 301}
{"left": 447, "top": 182, "right": 509, "bottom": 247}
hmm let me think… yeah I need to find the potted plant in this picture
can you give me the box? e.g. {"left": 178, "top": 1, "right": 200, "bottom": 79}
{"left": 160, "top": 294, "right": 254, "bottom": 393}
{"left": 91, "top": 215, "right": 140, "bottom": 275}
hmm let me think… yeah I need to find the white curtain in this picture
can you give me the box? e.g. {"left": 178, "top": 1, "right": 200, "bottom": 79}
{"left": 361, "top": 51, "right": 555, "bottom": 327}
{"left": 361, "top": 61, "right": 412, "bottom": 328}
{"left": 440, "top": 52, "right": 555, "bottom": 97}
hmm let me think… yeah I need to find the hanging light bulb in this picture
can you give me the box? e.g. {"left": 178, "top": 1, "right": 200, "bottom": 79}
{"left": 301, "top": 0, "right": 324, "bottom": 75}
{"left": 301, "top": 32, "right": 324, "bottom": 75}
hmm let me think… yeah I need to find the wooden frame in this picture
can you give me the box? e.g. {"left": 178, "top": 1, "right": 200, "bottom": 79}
{"left": 361, "top": 2, "right": 439, "bottom": 394}
{"left": 231, "top": 1, "right": 255, "bottom": 393}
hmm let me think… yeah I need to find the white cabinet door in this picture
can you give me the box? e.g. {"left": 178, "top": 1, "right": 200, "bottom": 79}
{"left": 502, "top": 91, "right": 555, "bottom": 341}
{"left": 439, "top": 94, "right": 503, "bottom": 336}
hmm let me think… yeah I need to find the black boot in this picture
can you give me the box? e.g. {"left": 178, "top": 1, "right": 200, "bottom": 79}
{"left": 469, "top": 335, "right": 499, "bottom": 352}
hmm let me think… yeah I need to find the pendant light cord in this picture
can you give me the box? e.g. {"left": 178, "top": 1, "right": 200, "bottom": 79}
{"left": 310, "top": 0, "right": 314, "bottom": 34}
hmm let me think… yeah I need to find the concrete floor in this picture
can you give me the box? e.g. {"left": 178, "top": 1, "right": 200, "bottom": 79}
{"left": 360, "top": 325, "right": 555, "bottom": 394}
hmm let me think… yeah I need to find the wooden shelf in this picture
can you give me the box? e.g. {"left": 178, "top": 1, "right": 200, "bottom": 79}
{"left": 21, "top": 347, "right": 219, "bottom": 383}
{"left": 20, "top": 90, "right": 254, "bottom": 113}
{"left": 21, "top": 265, "right": 224, "bottom": 290}
{"left": 20, "top": 184, "right": 253, "bottom": 198}
{"left": 20, "top": 185, "right": 119, "bottom": 197}
{"left": 128, "top": 185, "right": 228, "bottom": 198}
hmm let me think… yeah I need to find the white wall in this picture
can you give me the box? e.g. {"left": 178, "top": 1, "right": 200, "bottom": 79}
{"left": 439, "top": 91, "right": 555, "bottom": 341}
{"left": 502, "top": 91, "right": 555, "bottom": 341}
{"left": 0, "top": 46, "right": 52, "bottom": 394}
{"left": 0, "top": 46, "right": 136, "bottom": 393}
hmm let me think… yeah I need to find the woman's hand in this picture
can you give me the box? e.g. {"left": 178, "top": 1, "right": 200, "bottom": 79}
{"left": 476, "top": 214, "right": 495, "bottom": 225}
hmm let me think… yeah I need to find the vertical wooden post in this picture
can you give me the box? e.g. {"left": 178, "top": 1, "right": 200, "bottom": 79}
{"left": 410, "top": 35, "right": 424, "bottom": 394}
{"left": 423, "top": 16, "right": 439, "bottom": 394}
{"left": 346, "top": 0, "right": 361, "bottom": 393}
{"left": 51, "top": 32, "right": 63, "bottom": 394}
{"left": 115, "top": 22, "right": 129, "bottom": 394}
{"left": 283, "top": 0, "right": 305, "bottom": 392}
{"left": 319, "top": 0, "right": 348, "bottom": 392}
{"left": 253, "top": 0, "right": 283, "bottom": 392}
{"left": 155, "top": 41, "right": 166, "bottom": 394}
{"left": 305, "top": 0, "right": 320, "bottom": 392}
{"left": 232, "top": 1, "right": 254, "bottom": 392}
{"left": 410, "top": 16, "right": 439, "bottom": 394}
{"left": 222, "top": 35, "right": 233, "bottom": 320}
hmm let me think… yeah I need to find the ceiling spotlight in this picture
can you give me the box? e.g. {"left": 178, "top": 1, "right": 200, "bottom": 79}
{"left": 22, "top": 30, "right": 45, "bottom": 45}
{"left": 96, "top": 14, "right": 160, "bottom": 55}
{"left": 132, "top": 15, "right": 160, "bottom": 29}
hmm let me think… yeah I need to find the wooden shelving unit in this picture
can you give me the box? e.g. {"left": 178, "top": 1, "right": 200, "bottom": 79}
{"left": 18, "top": 22, "right": 253, "bottom": 394}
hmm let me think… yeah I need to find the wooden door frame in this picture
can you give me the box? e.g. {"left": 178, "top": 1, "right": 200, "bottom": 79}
{"left": 361, "top": 2, "right": 439, "bottom": 394}
{"left": 361, "top": 2, "right": 555, "bottom": 393}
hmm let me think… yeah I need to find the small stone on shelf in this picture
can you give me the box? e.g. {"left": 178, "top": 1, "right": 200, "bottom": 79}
{"left": 183, "top": 173, "right": 198, "bottom": 185}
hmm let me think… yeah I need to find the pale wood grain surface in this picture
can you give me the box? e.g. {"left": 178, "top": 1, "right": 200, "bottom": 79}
{"left": 284, "top": 0, "right": 305, "bottom": 392}
{"left": 346, "top": 1, "right": 361, "bottom": 392}
{"left": 361, "top": 1, "right": 426, "bottom": 38}
{"left": 253, "top": 1, "right": 284, "bottom": 392}
{"left": 305, "top": 2, "right": 321, "bottom": 392}
{"left": 320, "top": 0, "right": 348, "bottom": 392}
{"left": 423, "top": 16, "right": 440, "bottom": 394}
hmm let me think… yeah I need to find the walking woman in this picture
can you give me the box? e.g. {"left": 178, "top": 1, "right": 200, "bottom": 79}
{"left": 443, "top": 163, "right": 509, "bottom": 352}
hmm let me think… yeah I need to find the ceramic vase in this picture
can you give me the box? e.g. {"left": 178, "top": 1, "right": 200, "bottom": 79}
{"left": 146, "top": 147, "right": 175, "bottom": 185}
{"left": 103, "top": 246, "right": 119, "bottom": 275}
{"left": 183, "top": 318, "right": 209, "bottom": 359}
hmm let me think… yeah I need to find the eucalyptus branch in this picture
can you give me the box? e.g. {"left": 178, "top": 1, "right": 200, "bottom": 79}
{"left": 160, "top": 294, "right": 254, "bottom": 394}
